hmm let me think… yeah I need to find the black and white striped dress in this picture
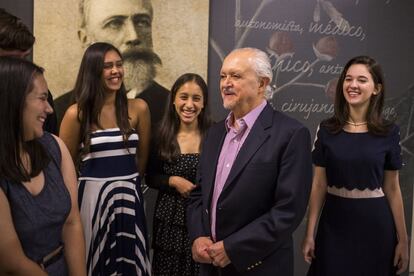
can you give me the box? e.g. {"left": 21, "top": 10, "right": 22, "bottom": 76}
{"left": 78, "top": 128, "right": 151, "bottom": 276}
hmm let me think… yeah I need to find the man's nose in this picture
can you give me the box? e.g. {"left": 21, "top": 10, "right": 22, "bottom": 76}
{"left": 221, "top": 76, "right": 232, "bottom": 87}
{"left": 124, "top": 19, "right": 140, "bottom": 46}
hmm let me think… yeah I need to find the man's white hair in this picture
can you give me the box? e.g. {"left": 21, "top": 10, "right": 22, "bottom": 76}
{"left": 229, "top": 47, "right": 273, "bottom": 98}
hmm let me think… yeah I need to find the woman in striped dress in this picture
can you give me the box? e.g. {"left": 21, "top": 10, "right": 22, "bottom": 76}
{"left": 60, "top": 42, "right": 151, "bottom": 276}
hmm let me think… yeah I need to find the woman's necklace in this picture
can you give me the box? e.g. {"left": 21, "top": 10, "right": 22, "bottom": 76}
{"left": 346, "top": 120, "right": 367, "bottom": 127}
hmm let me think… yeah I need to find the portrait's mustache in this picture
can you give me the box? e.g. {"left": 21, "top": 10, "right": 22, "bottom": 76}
{"left": 122, "top": 48, "right": 162, "bottom": 65}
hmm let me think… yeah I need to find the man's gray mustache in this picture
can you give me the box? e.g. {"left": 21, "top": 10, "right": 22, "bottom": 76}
{"left": 122, "top": 49, "right": 162, "bottom": 65}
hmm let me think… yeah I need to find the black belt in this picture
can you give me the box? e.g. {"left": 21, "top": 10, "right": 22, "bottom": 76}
{"left": 38, "top": 245, "right": 64, "bottom": 270}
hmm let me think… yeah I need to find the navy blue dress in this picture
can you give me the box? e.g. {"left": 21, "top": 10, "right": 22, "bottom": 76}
{"left": 0, "top": 132, "right": 70, "bottom": 275}
{"left": 78, "top": 128, "right": 151, "bottom": 276}
{"left": 307, "top": 124, "right": 402, "bottom": 276}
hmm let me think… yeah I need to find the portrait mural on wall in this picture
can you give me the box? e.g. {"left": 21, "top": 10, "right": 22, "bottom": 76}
{"left": 33, "top": 0, "right": 209, "bottom": 126}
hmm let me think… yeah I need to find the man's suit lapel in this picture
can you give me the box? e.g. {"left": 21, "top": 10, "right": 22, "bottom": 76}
{"left": 222, "top": 103, "right": 273, "bottom": 192}
{"left": 204, "top": 123, "right": 227, "bottom": 206}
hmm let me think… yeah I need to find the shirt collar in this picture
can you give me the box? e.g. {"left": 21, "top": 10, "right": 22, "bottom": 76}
{"left": 225, "top": 99, "right": 267, "bottom": 133}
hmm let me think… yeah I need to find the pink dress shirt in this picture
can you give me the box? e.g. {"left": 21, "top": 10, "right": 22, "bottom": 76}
{"left": 210, "top": 100, "right": 267, "bottom": 241}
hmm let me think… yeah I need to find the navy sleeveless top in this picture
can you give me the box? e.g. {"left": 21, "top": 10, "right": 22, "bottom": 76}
{"left": 312, "top": 124, "right": 402, "bottom": 190}
{"left": 0, "top": 132, "right": 71, "bottom": 274}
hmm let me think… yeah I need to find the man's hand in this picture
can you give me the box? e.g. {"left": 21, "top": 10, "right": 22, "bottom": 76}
{"left": 192, "top": 237, "right": 213, "bottom": 263}
{"left": 207, "top": 241, "right": 231, "bottom": 268}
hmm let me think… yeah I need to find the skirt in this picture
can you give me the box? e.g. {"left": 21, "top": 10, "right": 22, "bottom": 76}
{"left": 307, "top": 193, "right": 397, "bottom": 276}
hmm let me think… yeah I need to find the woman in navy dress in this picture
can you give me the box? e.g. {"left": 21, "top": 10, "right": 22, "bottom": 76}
{"left": 60, "top": 43, "right": 151, "bottom": 275}
{"left": 0, "top": 57, "right": 86, "bottom": 275}
{"left": 302, "top": 56, "right": 409, "bottom": 275}
{"left": 146, "top": 73, "right": 212, "bottom": 275}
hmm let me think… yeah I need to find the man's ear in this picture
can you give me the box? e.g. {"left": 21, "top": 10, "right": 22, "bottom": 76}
{"left": 260, "top": 77, "right": 270, "bottom": 89}
{"left": 78, "top": 28, "right": 91, "bottom": 48}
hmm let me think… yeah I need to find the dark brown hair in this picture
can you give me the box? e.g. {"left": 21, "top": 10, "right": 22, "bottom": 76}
{"left": 0, "top": 57, "right": 49, "bottom": 182}
{"left": 0, "top": 8, "right": 35, "bottom": 51}
{"left": 73, "top": 42, "right": 132, "bottom": 161}
{"left": 157, "top": 73, "right": 212, "bottom": 161}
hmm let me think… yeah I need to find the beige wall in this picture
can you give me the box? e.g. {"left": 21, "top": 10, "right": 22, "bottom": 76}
{"left": 34, "top": 0, "right": 209, "bottom": 97}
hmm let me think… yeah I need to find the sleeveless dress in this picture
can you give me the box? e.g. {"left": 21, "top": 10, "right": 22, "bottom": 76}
{"left": 307, "top": 124, "right": 402, "bottom": 276}
{"left": 147, "top": 153, "right": 200, "bottom": 276}
{"left": 78, "top": 128, "right": 151, "bottom": 276}
{"left": 0, "top": 132, "right": 70, "bottom": 275}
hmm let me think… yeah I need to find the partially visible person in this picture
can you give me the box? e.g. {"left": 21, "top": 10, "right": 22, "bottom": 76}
{"left": 302, "top": 56, "right": 409, "bottom": 275}
{"left": 0, "top": 8, "right": 58, "bottom": 134}
{"left": 0, "top": 57, "right": 86, "bottom": 275}
{"left": 55, "top": 0, "right": 169, "bottom": 134}
{"left": 59, "top": 42, "right": 151, "bottom": 275}
{"left": 187, "top": 47, "right": 312, "bottom": 275}
{"left": 146, "top": 73, "right": 212, "bottom": 275}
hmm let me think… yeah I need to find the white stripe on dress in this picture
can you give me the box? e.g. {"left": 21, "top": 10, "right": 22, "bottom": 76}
{"left": 82, "top": 148, "right": 137, "bottom": 161}
{"left": 78, "top": 172, "right": 138, "bottom": 182}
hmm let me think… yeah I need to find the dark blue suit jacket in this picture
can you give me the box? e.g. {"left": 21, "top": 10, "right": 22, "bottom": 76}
{"left": 187, "top": 103, "right": 312, "bottom": 276}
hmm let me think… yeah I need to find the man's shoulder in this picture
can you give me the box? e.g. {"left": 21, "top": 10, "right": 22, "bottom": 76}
{"left": 255, "top": 103, "right": 305, "bottom": 130}
{"left": 201, "top": 120, "right": 225, "bottom": 144}
{"left": 255, "top": 104, "right": 310, "bottom": 141}
{"left": 209, "top": 119, "right": 226, "bottom": 133}
{"left": 269, "top": 106, "right": 306, "bottom": 130}
{"left": 54, "top": 91, "right": 75, "bottom": 108}
{"left": 138, "top": 81, "right": 169, "bottom": 99}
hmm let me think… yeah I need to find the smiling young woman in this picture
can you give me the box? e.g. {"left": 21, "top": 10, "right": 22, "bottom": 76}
{"left": 59, "top": 42, "right": 151, "bottom": 276}
{"left": 0, "top": 57, "right": 86, "bottom": 276}
{"left": 146, "top": 73, "right": 212, "bottom": 276}
{"left": 303, "top": 56, "right": 408, "bottom": 275}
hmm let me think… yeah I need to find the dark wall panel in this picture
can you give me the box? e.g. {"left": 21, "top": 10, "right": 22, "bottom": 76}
{"left": 208, "top": 1, "right": 414, "bottom": 275}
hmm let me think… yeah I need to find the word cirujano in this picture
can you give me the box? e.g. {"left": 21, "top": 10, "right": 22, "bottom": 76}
{"left": 281, "top": 99, "right": 334, "bottom": 120}
{"left": 281, "top": 98, "right": 397, "bottom": 120}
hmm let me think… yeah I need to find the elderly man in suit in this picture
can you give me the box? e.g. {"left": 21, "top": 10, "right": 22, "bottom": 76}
{"left": 187, "top": 47, "right": 312, "bottom": 276}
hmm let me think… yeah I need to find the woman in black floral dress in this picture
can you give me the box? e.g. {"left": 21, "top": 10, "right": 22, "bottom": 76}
{"left": 146, "top": 73, "right": 212, "bottom": 275}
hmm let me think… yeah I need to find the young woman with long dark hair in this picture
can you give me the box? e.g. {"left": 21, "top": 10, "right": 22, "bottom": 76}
{"left": 59, "top": 42, "right": 151, "bottom": 276}
{"left": 302, "top": 56, "right": 408, "bottom": 275}
{"left": 146, "top": 73, "right": 212, "bottom": 275}
{"left": 0, "top": 57, "right": 86, "bottom": 275}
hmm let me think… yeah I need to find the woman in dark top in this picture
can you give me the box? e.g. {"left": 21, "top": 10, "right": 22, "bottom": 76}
{"left": 0, "top": 57, "right": 86, "bottom": 275}
{"left": 146, "top": 73, "right": 212, "bottom": 275}
{"left": 302, "top": 56, "right": 408, "bottom": 275}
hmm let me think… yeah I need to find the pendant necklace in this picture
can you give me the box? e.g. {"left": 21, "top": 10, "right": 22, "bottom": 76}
{"left": 346, "top": 120, "right": 367, "bottom": 127}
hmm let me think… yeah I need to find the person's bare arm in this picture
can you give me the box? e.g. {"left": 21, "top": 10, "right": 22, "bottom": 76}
{"left": 383, "top": 170, "right": 408, "bottom": 275}
{"left": 54, "top": 135, "right": 86, "bottom": 275}
{"left": 302, "top": 166, "right": 327, "bottom": 264}
{"left": 133, "top": 99, "right": 151, "bottom": 178}
{"left": 59, "top": 104, "right": 81, "bottom": 162}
